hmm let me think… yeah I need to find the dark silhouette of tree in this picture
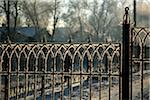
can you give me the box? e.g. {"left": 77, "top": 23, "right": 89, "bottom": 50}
{"left": 0, "top": 0, "right": 20, "bottom": 42}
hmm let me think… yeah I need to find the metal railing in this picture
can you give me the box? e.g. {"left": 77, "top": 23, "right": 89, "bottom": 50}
{"left": 130, "top": 27, "right": 150, "bottom": 100}
{"left": 0, "top": 7, "right": 149, "bottom": 100}
{"left": 0, "top": 43, "right": 121, "bottom": 100}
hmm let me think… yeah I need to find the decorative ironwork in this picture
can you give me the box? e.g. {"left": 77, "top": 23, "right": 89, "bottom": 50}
{"left": 0, "top": 43, "right": 121, "bottom": 100}
{"left": 0, "top": 7, "right": 149, "bottom": 100}
{"left": 130, "top": 27, "right": 150, "bottom": 100}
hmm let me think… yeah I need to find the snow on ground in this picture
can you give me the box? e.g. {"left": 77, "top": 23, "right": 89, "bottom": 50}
{"left": 66, "top": 74, "right": 150, "bottom": 100}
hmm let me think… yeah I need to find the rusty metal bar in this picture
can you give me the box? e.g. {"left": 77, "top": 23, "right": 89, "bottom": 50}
{"left": 25, "top": 67, "right": 28, "bottom": 100}
{"left": 61, "top": 60, "right": 64, "bottom": 100}
{"left": 89, "top": 59, "right": 92, "bottom": 100}
{"left": 33, "top": 74, "right": 37, "bottom": 100}
{"left": 16, "top": 70, "right": 19, "bottom": 100}
{"left": 70, "top": 61, "right": 73, "bottom": 100}
{"left": 109, "top": 60, "right": 111, "bottom": 100}
{"left": 34, "top": 57, "right": 38, "bottom": 100}
{"left": 99, "top": 62, "right": 102, "bottom": 100}
{"left": 80, "top": 59, "right": 82, "bottom": 100}
{"left": 141, "top": 43, "right": 144, "bottom": 100}
{"left": 41, "top": 74, "right": 45, "bottom": 100}
{"left": 52, "top": 57, "right": 55, "bottom": 100}
{"left": 8, "top": 58, "right": 11, "bottom": 100}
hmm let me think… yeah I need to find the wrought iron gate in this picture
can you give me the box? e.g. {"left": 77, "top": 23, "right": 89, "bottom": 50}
{"left": 130, "top": 27, "right": 150, "bottom": 100}
{"left": 122, "top": 7, "right": 150, "bottom": 100}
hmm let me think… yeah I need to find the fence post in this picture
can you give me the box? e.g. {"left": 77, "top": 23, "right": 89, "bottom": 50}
{"left": 122, "top": 7, "right": 130, "bottom": 100}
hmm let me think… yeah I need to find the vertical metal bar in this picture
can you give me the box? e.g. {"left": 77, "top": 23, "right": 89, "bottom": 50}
{"left": 130, "top": 28, "right": 134, "bottom": 100}
{"left": 61, "top": 60, "right": 64, "bottom": 100}
{"left": 41, "top": 56, "right": 46, "bottom": 100}
{"left": 68, "top": 57, "right": 72, "bottom": 100}
{"left": 4, "top": 74, "right": 8, "bottom": 100}
{"left": 52, "top": 57, "right": 55, "bottom": 100}
{"left": 99, "top": 62, "right": 102, "bottom": 100}
{"left": 80, "top": 59, "right": 82, "bottom": 100}
{"left": 41, "top": 74, "right": 45, "bottom": 100}
{"left": 0, "top": 66, "right": 1, "bottom": 99}
{"left": 0, "top": 75, "right": 0, "bottom": 99}
{"left": 34, "top": 74, "right": 37, "bottom": 100}
{"left": 8, "top": 56, "right": 11, "bottom": 100}
{"left": 16, "top": 69, "right": 19, "bottom": 100}
{"left": 69, "top": 72, "right": 71, "bottom": 100}
{"left": 108, "top": 60, "right": 111, "bottom": 100}
{"left": 17, "top": 56, "right": 20, "bottom": 100}
{"left": 70, "top": 61, "right": 73, "bottom": 100}
{"left": 34, "top": 58, "right": 38, "bottom": 100}
{"left": 141, "top": 43, "right": 144, "bottom": 100}
{"left": 24, "top": 54, "right": 28, "bottom": 100}
{"left": 8, "top": 74, "right": 10, "bottom": 100}
{"left": 25, "top": 57, "right": 28, "bottom": 100}
{"left": 3, "top": 56, "right": 8, "bottom": 100}
{"left": 119, "top": 43, "right": 122, "bottom": 100}
{"left": 0, "top": 57, "right": 1, "bottom": 99}
{"left": 89, "top": 60, "right": 92, "bottom": 100}
{"left": 122, "top": 7, "right": 130, "bottom": 100}
{"left": 25, "top": 69, "right": 28, "bottom": 100}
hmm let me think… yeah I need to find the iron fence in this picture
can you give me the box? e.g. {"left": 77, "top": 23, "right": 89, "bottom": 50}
{"left": 0, "top": 43, "right": 121, "bottom": 100}
{"left": 0, "top": 7, "right": 149, "bottom": 100}
{"left": 130, "top": 27, "right": 150, "bottom": 100}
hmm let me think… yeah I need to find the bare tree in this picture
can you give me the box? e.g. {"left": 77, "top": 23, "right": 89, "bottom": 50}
{"left": 62, "top": 0, "right": 90, "bottom": 41}
{"left": 0, "top": 0, "right": 21, "bottom": 42}
{"left": 21, "top": 0, "right": 49, "bottom": 42}
{"left": 87, "top": 0, "right": 122, "bottom": 42}
{"left": 66, "top": 0, "right": 133, "bottom": 42}
{"left": 11, "top": 0, "right": 20, "bottom": 31}
{"left": 22, "top": 0, "right": 40, "bottom": 28}
{"left": 136, "top": 1, "right": 150, "bottom": 27}
{"left": 0, "top": 0, "right": 10, "bottom": 41}
{"left": 51, "top": 0, "right": 60, "bottom": 41}
{"left": 22, "top": 0, "right": 62, "bottom": 42}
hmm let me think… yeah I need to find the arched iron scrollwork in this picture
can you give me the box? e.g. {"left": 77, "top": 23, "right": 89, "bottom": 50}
{"left": 131, "top": 27, "right": 150, "bottom": 100}
{"left": 0, "top": 43, "right": 121, "bottom": 99}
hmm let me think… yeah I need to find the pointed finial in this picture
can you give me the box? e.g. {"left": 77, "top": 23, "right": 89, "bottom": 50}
{"left": 125, "top": 7, "right": 129, "bottom": 14}
{"left": 123, "top": 7, "right": 130, "bottom": 24}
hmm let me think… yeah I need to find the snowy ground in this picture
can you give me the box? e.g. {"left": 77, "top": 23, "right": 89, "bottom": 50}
{"left": 7, "top": 72, "right": 150, "bottom": 100}
{"left": 59, "top": 74, "right": 149, "bottom": 100}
